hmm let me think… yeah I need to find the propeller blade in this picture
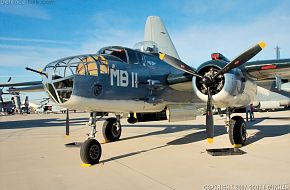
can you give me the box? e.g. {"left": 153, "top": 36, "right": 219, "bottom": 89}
{"left": 206, "top": 87, "right": 214, "bottom": 143}
{"left": 214, "top": 41, "right": 266, "bottom": 79}
{"left": 159, "top": 53, "right": 203, "bottom": 78}
{"left": 7, "top": 77, "right": 11, "bottom": 82}
{"left": 65, "top": 109, "right": 69, "bottom": 136}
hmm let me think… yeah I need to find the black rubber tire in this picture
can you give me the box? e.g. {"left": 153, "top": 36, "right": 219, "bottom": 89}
{"left": 80, "top": 139, "right": 102, "bottom": 164}
{"left": 127, "top": 117, "right": 138, "bottom": 124}
{"left": 229, "top": 116, "right": 247, "bottom": 145}
{"left": 102, "top": 118, "right": 122, "bottom": 142}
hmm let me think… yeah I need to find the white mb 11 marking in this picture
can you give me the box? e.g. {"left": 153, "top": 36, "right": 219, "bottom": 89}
{"left": 110, "top": 68, "right": 138, "bottom": 88}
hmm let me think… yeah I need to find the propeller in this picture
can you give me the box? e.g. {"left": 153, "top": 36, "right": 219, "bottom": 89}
{"left": 160, "top": 41, "right": 266, "bottom": 143}
{"left": 213, "top": 41, "right": 266, "bottom": 80}
{"left": 159, "top": 53, "right": 203, "bottom": 79}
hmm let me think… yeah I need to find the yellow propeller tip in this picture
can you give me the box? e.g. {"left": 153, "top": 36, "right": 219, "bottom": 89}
{"left": 207, "top": 138, "right": 214, "bottom": 144}
{"left": 258, "top": 41, "right": 266, "bottom": 49}
{"left": 159, "top": 53, "right": 165, "bottom": 60}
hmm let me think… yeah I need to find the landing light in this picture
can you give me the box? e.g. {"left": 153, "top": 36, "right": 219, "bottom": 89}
{"left": 261, "top": 64, "right": 277, "bottom": 70}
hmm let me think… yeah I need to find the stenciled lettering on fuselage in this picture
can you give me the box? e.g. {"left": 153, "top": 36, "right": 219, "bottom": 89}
{"left": 110, "top": 68, "right": 138, "bottom": 88}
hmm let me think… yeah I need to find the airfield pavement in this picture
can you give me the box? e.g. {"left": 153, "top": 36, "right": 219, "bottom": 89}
{"left": 0, "top": 110, "right": 289, "bottom": 190}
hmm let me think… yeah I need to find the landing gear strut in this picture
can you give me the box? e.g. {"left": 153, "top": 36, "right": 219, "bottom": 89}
{"left": 80, "top": 112, "right": 122, "bottom": 165}
{"left": 225, "top": 108, "right": 247, "bottom": 146}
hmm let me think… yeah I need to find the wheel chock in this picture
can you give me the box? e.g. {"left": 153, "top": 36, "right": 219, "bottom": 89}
{"left": 81, "top": 163, "right": 92, "bottom": 167}
{"left": 206, "top": 148, "right": 246, "bottom": 156}
{"left": 101, "top": 139, "right": 111, "bottom": 144}
{"left": 65, "top": 142, "right": 82, "bottom": 147}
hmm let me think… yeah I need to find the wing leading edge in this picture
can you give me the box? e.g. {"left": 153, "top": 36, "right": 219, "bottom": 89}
{"left": 243, "top": 59, "right": 290, "bottom": 80}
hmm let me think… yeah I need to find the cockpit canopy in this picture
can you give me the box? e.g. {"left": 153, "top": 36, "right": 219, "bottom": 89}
{"left": 43, "top": 43, "right": 161, "bottom": 81}
{"left": 43, "top": 54, "right": 113, "bottom": 80}
{"left": 133, "top": 41, "right": 159, "bottom": 54}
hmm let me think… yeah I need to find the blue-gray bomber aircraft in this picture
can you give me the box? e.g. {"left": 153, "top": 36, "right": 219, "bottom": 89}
{"left": 1, "top": 16, "right": 290, "bottom": 165}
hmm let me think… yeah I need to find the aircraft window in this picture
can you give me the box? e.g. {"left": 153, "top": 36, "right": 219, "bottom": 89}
{"left": 46, "top": 83, "right": 59, "bottom": 103}
{"left": 101, "top": 48, "right": 127, "bottom": 63}
{"left": 87, "top": 62, "right": 98, "bottom": 75}
{"left": 85, "top": 57, "right": 98, "bottom": 76}
{"left": 53, "top": 62, "right": 66, "bottom": 79}
{"left": 76, "top": 63, "right": 86, "bottom": 75}
{"left": 127, "top": 49, "right": 139, "bottom": 64}
{"left": 111, "top": 51, "right": 127, "bottom": 63}
{"left": 94, "top": 55, "right": 109, "bottom": 74}
{"left": 75, "top": 56, "right": 98, "bottom": 76}
{"left": 136, "top": 52, "right": 146, "bottom": 66}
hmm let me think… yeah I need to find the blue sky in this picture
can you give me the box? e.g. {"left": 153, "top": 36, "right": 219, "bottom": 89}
{"left": 0, "top": 0, "right": 290, "bottom": 102}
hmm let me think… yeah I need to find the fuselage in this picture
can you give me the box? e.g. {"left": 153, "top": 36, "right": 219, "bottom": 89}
{"left": 41, "top": 46, "right": 258, "bottom": 114}
{"left": 41, "top": 46, "right": 203, "bottom": 113}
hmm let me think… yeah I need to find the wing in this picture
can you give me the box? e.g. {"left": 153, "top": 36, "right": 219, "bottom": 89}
{"left": 0, "top": 81, "right": 44, "bottom": 93}
{"left": 167, "top": 73, "right": 193, "bottom": 92}
{"left": 167, "top": 59, "right": 290, "bottom": 92}
{"left": 243, "top": 59, "right": 290, "bottom": 80}
{"left": 0, "top": 81, "right": 42, "bottom": 87}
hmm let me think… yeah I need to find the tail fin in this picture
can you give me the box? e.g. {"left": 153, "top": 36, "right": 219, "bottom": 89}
{"left": 144, "top": 16, "right": 180, "bottom": 60}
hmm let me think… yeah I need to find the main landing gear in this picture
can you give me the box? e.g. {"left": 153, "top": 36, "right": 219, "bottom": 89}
{"left": 80, "top": 112, "right": 122, "bottom": 164}
{"left": 225, "top": 108, "right": 247, "bottom": 146}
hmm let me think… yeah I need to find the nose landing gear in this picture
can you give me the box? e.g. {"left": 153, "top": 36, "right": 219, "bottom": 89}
{"left": 225, "top": 108, "right": 247, "bottom": 146}
{"left": 80, "top": 112, "right": 122, "bottom": 165}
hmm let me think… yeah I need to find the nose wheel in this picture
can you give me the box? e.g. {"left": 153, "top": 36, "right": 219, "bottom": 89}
{"left": 224, "top": 108, "right": 247, "bottom": 146}
{"left": 228, "top": 116, "right": 247, "bottom": 146}
{"left": 80, "top": 113, "right": 122, "bottom": 165}
{"left": 80, "top": 138, "right": 102, "bottom": 164}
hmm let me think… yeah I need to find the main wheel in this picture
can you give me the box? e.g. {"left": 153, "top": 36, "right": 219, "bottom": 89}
{"left": 102, "top": 118, "right": 122, "bottom": 142}
{"left": 80, "top": 139, "right": 102, "bottom": 164}
{"left": 229, "top": 116, "right": 247, "bottom": 146}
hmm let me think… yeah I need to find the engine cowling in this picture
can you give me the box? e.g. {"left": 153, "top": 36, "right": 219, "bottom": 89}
{"left": 192, "top": 60, "right": 257, "bottom": 108}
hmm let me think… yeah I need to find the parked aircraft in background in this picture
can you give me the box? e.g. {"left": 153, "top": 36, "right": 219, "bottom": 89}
{"left": 1, "top": 16, "right": 290, "bottom": 165}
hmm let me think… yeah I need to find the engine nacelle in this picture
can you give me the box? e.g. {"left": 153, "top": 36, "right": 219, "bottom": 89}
{"left": 192, "top": 61, "right": 257, "bottom": 108}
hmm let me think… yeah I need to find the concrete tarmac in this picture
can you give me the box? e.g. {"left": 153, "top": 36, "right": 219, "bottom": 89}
{"left": 0, "top": 111, "right": 289, "bottom": 190}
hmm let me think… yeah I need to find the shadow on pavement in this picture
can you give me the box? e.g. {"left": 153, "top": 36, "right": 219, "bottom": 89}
{"left": 0, "top": 117, "right": 89, "bottom": 129}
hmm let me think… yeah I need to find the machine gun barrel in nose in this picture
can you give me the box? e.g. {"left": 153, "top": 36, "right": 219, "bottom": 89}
{"left": 25, "top": 67, "right": 48, "bottom": 77}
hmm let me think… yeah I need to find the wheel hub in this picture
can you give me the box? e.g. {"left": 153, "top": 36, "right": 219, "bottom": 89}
{"left": 89, "top": 144, "right": 100, "bottom": 160}
{"left": 111, "top": 122, "right": 121, "bottom": 137}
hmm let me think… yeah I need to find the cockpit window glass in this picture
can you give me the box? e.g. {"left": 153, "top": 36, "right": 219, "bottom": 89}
{"left": 53, "top": 62, "right": 66, "bottom": 79}
{"left": 127, "top": 49, "right": 139, "bottom": 64}
{"left": 84, "top": 57, "right": 98, "bottom": 76}
{"left": 44, "top": 54, "right": 102, "bottom": 78}
{"left": 136, "top": 52, "right": 146, "bottom": 66}
{"left": 74, "top": 56, "right": 96, "bottom": 76}
{"left": 76, "top": 62, "right": 86, "bottom": 75}
{"left": 100, "top": 48, "right": 128, "bottom": 63}
{"left": 94, "top": 55, "right": 109, "bottom": 74}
